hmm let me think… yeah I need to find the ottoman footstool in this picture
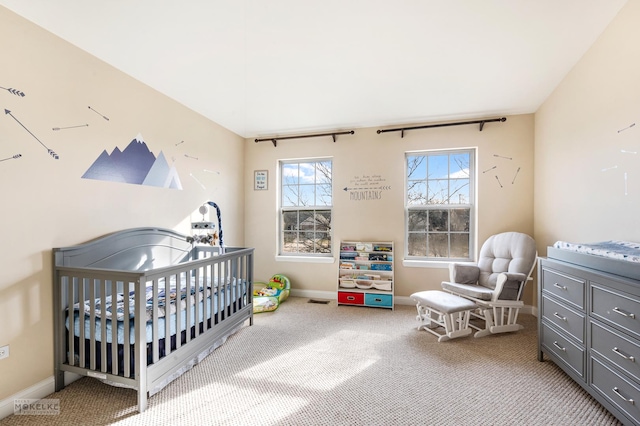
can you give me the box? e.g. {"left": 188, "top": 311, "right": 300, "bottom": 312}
{"left": 410, "top": 290, "right": 477, "bottom": 342}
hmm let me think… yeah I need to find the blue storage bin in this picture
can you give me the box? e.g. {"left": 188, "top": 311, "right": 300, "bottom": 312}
{"left": 365, "top": 293, "right": 393, "bottom": 307}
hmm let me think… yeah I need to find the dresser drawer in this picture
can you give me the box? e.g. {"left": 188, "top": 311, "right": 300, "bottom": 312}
{"left": 338, "top": 291, "right": 364, "bottom": 305}
{"left": 541, "top": 322, "right": 585, "bottom": 379}
{"left": 542, "top": 267, "right": 585, "bottom": 310}
{"left": 591, "top": 356, "right": 640, "bottom": 425}
{"left": 542, "top": 294, "right": 585, "bottom": 343}
{"left": 591, "top": 284, "right": 640, "bottom": 340}
{"left": 364, "top": 293, "right": 393, "bottom": 308}
{"left": 591, "top": 320, "right": 640, "bottom": 383}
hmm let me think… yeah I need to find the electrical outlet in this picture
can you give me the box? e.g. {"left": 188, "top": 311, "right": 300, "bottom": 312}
{"left": 0, "top": 345, "right": 9, "bottom": 360}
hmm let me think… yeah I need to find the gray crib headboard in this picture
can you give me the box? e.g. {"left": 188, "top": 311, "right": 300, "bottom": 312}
{"left": 53, "top": 227, "right": 193, "bottom": 271}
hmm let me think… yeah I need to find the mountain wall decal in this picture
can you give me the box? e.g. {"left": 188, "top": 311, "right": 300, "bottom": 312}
{"left": 82, "top": 134, "right": 183, "bottom": 190}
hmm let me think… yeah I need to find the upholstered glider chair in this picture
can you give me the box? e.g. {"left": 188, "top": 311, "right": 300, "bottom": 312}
{"left": 441, "top": 232, "right": 537, "bottom": 338}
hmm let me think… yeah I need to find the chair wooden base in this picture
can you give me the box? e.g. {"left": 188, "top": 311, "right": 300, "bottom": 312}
{"left": 411, "top": 290, "right": 477, "bottom": 342}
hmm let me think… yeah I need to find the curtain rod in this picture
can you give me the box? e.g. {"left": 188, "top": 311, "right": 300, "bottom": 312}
{"left": 255, "top": 130, "right": 355, "bottom": 147}
{"left": 377, "top": 117, "right": 506, "bottom": 137}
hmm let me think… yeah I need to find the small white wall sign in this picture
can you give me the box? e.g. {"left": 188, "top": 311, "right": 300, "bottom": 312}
{"left": 254, "top": 170, "right": 268, "bottom": 190}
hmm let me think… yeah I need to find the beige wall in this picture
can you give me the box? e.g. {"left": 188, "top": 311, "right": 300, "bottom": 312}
{"left": 534, "top": 0, "right": 640, "bottom": 253}
{"left": 0, "top": 7, "right": 245, "bottom": 400}
{"left": 6, "top": 0, "right": 637, "bottom": 407}
{"left": 244, "top": 114, "right": 534, "bottom": 302}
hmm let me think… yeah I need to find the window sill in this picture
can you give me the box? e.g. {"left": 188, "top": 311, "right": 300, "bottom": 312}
{"left": 275, "top": 255, "right": 335, "bottom": 264}
{"left": 402, "top": 259, "right": 475, "bottom": 269}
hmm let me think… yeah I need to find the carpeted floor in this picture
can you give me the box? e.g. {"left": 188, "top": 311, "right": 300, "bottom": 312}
{"left": 1, "top": 297, "right": 622, "bottom": 425}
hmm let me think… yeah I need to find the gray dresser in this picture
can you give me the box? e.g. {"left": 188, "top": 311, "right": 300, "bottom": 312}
{"left": 539, "top": 248, "right": 640, "bottom": 426}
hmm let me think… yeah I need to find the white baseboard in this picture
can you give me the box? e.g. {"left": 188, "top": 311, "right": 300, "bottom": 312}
{"left": 289, "top": 289, "right": 538, "bottom": 316}
{"left": 289, "top": 289, "right": 336, "bottom": 301}
{"left": 0, "top": 372, "right": 83, "bottom": 420}
{"left": 0, "top": 377, "right": 55, "bottom": 420}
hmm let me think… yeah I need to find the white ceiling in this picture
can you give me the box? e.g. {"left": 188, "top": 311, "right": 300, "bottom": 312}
{"left": 0, "top": 1, "right": 628, "bottom": 138}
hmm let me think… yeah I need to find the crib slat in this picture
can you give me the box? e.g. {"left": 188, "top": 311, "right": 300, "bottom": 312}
{"left": 100, "top": 280, "right": 107, "bottom": 373}
{"left": 78, "top": 278, "right": 85, "bottom": 368}
{"left": 135, "top": 276, "right": 148, "bottom": 413}
{"left": 225, "top": 258, "right": 232, "bottom": 318}
{"left": 204, "top": 262, "right": 211, "bottom": 331}
{"left": 176, "top": 273, "right": 182, "bottom": 350}
{"left": 239, "top": 255, "right": 246, "bottom": 309}
{"left": 194, "top": 266, "right": 200, "bottom": 338}
{"left": 200, "top": 264, "right": 207, "bottom": 333}
{"left": 68, "top": 277, "right": 75, "bottom": 367}
{"left": 211, "top": 262, "right": 217, "bottom": 325}
{"left": 111, "top": 280, "right": 118, "bottom": 375}
{"left": 233, "top": 257, "right": 239, "bottom": 312}
{"left": 89, "top": 279, "right": 96, "bottom": 371}
{"left": 165, "top": 275, "right": 171, "bottom": 356}
{"left": 218, "top": 261, "right": 224, "bottom": 322}
{"left": 123, "top": 280, "right": 131, "bottom": 379}
{"left": 152, "top": 277, "right": 159, "bottom": 364}
{"left": 235, "top": 257, "right": 242, "bottom": 310}
{"left": 185, "top": 270, "right": 191, "bottom": 344}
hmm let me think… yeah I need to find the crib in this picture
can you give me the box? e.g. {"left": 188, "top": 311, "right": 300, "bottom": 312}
{"left": 52, "top": 227, "right": 254, "bottom": 413}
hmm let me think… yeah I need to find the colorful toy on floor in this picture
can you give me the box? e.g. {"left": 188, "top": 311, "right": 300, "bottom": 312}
{"left": 253, "top": 274, "right": 291, "bottom": 313}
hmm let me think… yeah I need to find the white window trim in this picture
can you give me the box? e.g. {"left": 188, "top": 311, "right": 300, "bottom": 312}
{"left": 402, "top": 259, "right": 475, "bottom": 269}
{"left": 404, "top": 147, "right": 477, "bottom": 263}
{"left": 275, "top": 255, "right": 335, "bottom": 264}
{"left": 278, "top": 157, "right": 334, "bottom": 257}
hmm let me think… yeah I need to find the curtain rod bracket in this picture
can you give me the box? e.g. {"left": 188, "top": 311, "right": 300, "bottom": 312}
{"left": 479, "top": 121, "right": 485, "bottom": 131}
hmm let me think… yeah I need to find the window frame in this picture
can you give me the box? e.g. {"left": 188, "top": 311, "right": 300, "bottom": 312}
{"left": 278, "top": 158, "right": 333, "bottom": 257}
{"left": 404, "top": 148, "right": 476, "bottom": 263}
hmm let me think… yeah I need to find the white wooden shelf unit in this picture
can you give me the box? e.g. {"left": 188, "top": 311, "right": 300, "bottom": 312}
{"left": 337, "top": 241, "right": 394, "bottom": 309}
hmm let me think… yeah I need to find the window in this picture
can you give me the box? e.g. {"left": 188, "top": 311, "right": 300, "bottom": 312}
{"left": 405, "top": 149, "right": 475, "bottom": 261}
{"left": 280, "top": 159, "right": 332, "bottom": 256}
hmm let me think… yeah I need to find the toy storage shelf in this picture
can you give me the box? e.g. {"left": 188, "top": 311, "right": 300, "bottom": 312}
{"left": 338, "top": 241, "right": 394, "bottom": 309}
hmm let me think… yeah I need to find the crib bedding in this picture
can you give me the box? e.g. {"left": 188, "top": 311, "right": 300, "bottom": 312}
{"left": 74, "top": 277, "right": 212, "bottom": 323}
{"left": 553, "top": 240, "right": 640, "bottom": 263}
{"left": 67, "top": 281, "right": 246, "bottom": 345}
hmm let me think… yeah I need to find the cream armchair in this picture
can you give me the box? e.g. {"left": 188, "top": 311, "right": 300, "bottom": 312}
{"left": 441, "top": 232, "right": 537, "bottom": 337}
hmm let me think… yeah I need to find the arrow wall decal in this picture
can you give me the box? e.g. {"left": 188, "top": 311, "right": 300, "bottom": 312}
{"left": 343, "top": 185, "right": 391, "bottom": 191}
{"left": 0, "top": 86, "right": 25, "bottom": 97}
{"left": 52, "top": 124, "right": 89, "bottom": 131}
{"left": 4, "top": 109, "right": 59, "bottom": 159}
{"left": 0, "top": 153, "right": 22, "bottom": 162}
{"left": 88, "top": 105, "right": 109, "bottom": 121}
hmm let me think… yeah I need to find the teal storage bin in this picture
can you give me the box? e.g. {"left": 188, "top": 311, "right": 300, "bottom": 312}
{"left": 365, "top": 293, "right": 393, "bottom": 308}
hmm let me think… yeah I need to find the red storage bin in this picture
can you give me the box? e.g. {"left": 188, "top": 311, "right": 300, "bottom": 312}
{"left": 338, "top": 291, "right": 364, "bottom": 305}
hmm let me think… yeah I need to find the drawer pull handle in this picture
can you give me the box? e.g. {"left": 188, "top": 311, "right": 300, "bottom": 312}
{"left": 613, "top": 307, "right": 636, "bottom": 319}
{"left": 347, "top": 296, "right": 355, "bottom": 301}
{"left": 552, "top": 341, "right": 566, "bottom": 352}
{"left": 612, "top": 347, "right": 636, "bottom": 362}
{"left": 553, "top": 283, "right": 567, "bottom": 291}
{"left": 553, "top": 312, "right": 567, "bottom": 322}
{"left": 613, "top": 387, "right": 635, "bottom": 405}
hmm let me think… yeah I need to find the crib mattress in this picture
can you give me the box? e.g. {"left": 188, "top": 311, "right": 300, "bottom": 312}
{"left": 66, "top": 282, "right": 246, "bottom": 345}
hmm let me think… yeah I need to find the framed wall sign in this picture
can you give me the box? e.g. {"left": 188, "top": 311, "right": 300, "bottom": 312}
{"left": 254, "top": 170, "right": 268, "bottom": 190}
